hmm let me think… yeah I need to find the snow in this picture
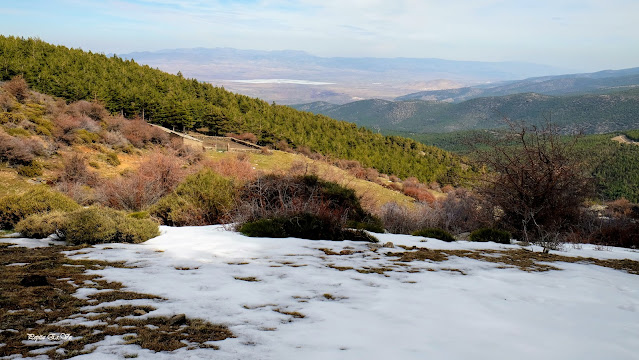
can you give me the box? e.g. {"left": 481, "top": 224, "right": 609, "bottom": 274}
{"left": 4, "top": 225, "right": 639, "bottom": 359}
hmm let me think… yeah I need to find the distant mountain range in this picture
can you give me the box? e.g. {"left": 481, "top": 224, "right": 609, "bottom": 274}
{"left": 120, "top": 48, "right": 569, "bottom": 104}
{"left": 292, "top": 72, "right": 639, "bottom": 134}
{"left": 396, "top": 67, "right": 639, "bottom": 102}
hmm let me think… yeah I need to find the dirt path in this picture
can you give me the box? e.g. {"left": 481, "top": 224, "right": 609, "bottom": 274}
{"left": 611, "top": 134, "right": 639, "bottom": 145}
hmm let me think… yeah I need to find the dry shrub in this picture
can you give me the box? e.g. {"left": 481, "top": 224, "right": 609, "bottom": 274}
{"left": 380, "top": 202, "right": 435, "bottom": 234}
{"left": 275, "top": 139, "right": 291, "bottom": 152}
{"left": 389, "top": 175, "right": 400, "bottom": 182}
{"left": 403, "top": 187, "right": 436, "bottom": 203}
{"left": 402, "top": 177, "right": 435, "bottom": 203}
{"left": 364, "top": 167, "right": 379, "bottom": 181}
{"left": 202, "top": 155, "right": 255, "bottom": 182}
{"left": 381, "top": 189, "right": 493, "bottom": 235}
{"left": 56, "top": 154, "right": 100, "bottom": 204}
{"left": 3, "top": 75, "right": 29, "bottom": 102}
{"left": 67, "top": 100, "right": 108, "bottom": 121}
{"left": 296, "top": 146, "right": 312, "bottom": 157}
{"left": 0, "top": 92, "right": 15, "bottom": 112}
{"left": 437, "top": 188, "right": 493, "bottom": 234}
{"left": 606, "top": 198, "right": 633, "bottom": 217}
{"left": 386, "top": 182, "right": 403, "bottom": 192}
{"left": 237, "top": 132, "right": 258, "bottom": 143}
{"left": 122, "top": 119, "right": 168, "bottom": 148}
{"left": 102, "top": 115, "right": 128, "bottom": 132}
{"left": 441, "top": 184, "right": 455, "bottom": 193}
{"left": 99, "top": 153, "right": 186, "bottom": 211}
{"left": 167, "top": 138, "right": 203, "bottom": 164}
{"left": 235, "top": 174, "right": 372, "bottom": 226}
{"left": 0, "top": 130, "right": 38, "bottom": 165}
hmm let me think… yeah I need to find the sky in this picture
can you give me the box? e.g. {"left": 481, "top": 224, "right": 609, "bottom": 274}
{"left": 1, "top": 0, "right": 637, "bottom": 71}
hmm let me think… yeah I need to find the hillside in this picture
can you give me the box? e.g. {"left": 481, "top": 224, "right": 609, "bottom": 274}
{"left": 396, "top": 67, "right": 639, "bottom": 102}
{"left": 293, "top": 89, "right": 639, "bottom": 134}
{"left": 391, "top": 130, "right": 639, "bottom": 203}
{"left": 0, "top": 35, "right": 475, "bottom": 185}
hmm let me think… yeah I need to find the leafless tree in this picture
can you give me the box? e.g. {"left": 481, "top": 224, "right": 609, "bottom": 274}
{"left": 471, "top": 119, "right": 592, "bottom": 243}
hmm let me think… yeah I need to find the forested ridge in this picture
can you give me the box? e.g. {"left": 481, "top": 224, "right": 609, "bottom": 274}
{"left": 0, "top": 35, "right": 474, "bottom": 184}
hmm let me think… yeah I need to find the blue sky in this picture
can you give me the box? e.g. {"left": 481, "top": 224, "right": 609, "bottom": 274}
{"left": 1, "top": 0, "right": 637, "bottom": 71}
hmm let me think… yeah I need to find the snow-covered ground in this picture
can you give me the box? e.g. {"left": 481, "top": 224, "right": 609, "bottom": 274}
{"left": 4, "top": 226, "right": 639, "bottom": 359}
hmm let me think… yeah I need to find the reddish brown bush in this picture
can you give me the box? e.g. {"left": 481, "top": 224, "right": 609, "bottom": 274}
{"left": 67, "top": 100, "right": 109, "bottom": 121}
{"left": 102, "top": 115, "right": 129, "bottom": 132}
{"left": 3, "top": 75, "right": 29, "bottom": 102}
{"left": 403, "top": 187, "right": 436, "bottom": 203}
{"left": 0, "top": 130, "right": 44, "bottom": 165}
{"left": 389, "top": 175, "right": 401, "bottom": 182}
{"left": 122, "top": 119, "right": 168, "bottom": 148}
{"left": 58, "top": 154, "right": 99, "bottom": 187}
{"left": 441, "top": 184, "right": 455, "bottom": 193}
{"left": 606, "top": 198, "right": 633, "bottom": 217}
{"left": 0, "top": 92, "right": 15, "bottom": 112}
{"left": 202, "top": 155, "right": 255, "bottom": 182}
{"left": 437, "top": 188, "right": 494, "bottom": 234}
{"left": 364, "top": 167, "right": 379, "bottom": 181}
{"left": 99, "top": 153, "right": 186, "bottom": 211}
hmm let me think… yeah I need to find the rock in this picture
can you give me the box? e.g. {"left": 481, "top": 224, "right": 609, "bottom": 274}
{"left": 382, "top": 242, "right": 394, "bottom": 248}
{"left": 19, "top": 275, "right": 49, "bottom": 287}
{"left": 133, "top": 309, "right": 147, "bottom": 316}
{"left": 169, "top": 313, "right": 187, "bottom": 326}
{"left": 339, "top": 250, "right": 353, "bottom": 255}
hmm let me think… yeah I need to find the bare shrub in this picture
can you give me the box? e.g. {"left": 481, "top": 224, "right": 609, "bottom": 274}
{"left": 472, "top": 120, "right": 592, "bottom": 242}
{"left": 403, "top": 187, "right": 436, "bottom": 203}
{"left": 122, "top": 119, "right": 169, "bottom": 148}
{"left": 364, "top": 167, "right": 379, "bottom": 181}
{"left": 99, "top": 153, "right": 186, "bottom": 211}
{"left": 58, "top": 154, "right": 99, "bottom": 187}
{"left": 389, "top": 175, "right": 400, "bottom": 182}
{"left": 67, "top": 100, "right": 109, "bottom": 121}
{"left": 441, "top": 184, "right": 455, "bottom": 193}
{"left": 102, "top": 115, "right": 128, "bottom": 132}
{"left": 201, "top": 155, "right": 255, "bottom": 182}
{"left": 3, "top": 75, "right": 29, "bottom": 102}
{"left": 437, "top": 188, "right": 494, "bottom": 234}
{"left": 167, "top": 138, "right": 203, "bottom": 164}
{"left": 237, "top": 132, "right": 258, "bottom": 143}
{"left": 233, "top": 174, "right": 376, "bottom": 232}
{"left": 0, "top": 130, "right": 43, "bottom": 165}
{"left": 380, "top": 202, "right": 436, "bottom": 234}
{"left": 0, "top": 92, "right": 15, "bottom": 112}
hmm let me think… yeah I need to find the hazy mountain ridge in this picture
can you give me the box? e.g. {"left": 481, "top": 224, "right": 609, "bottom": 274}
{"left": 119, "top": 47, "right": 568, "bottom": 104}
{"left": 397, "top": 67, "right": 639, "bottom": 102}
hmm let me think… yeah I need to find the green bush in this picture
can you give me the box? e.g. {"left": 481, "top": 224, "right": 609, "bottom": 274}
{"left": 63, "top": 207, "right": 159, "bottom": 245}
{"left": 151, "top": 169, "right": 236, "bottom": 226}
{"left": 469, "top": 228, "right": 511, "bottom": 244}
{"left": 15, "top": 211, "right": 67, "bottom": 239}
{"left": 412, "top": 228, "right": 456, "bottom": 242}
{"left": 17, "top": 161, "right": 43, "bottom": 177}
{"left": 239, "top": 212, "right": 378, "bottom": 242}
{"left": 0, "top": 187, "right": 80, "bottom": 229}
{"left": 105, "top": 152, "right": 120, "bottom": 166}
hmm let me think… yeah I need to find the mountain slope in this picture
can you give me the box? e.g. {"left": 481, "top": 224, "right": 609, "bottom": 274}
{"left": 397, "top": 67, "right": 639, "bottom": 102}
{"left": 0, "top": 35, "right": 474, "bottom": 184}
{"left": 293, "top": 89, "right": 639, "bottom": 133}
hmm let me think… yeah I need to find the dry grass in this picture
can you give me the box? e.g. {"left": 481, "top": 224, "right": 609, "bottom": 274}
{"left": 234, "top": 276, "right": 261, "bottom": 282}
{"left": 0, "top": 244, "right": 233, "bottom": 358}
{"left": 389, "top": 247, "right": 639, "bottom": 274}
